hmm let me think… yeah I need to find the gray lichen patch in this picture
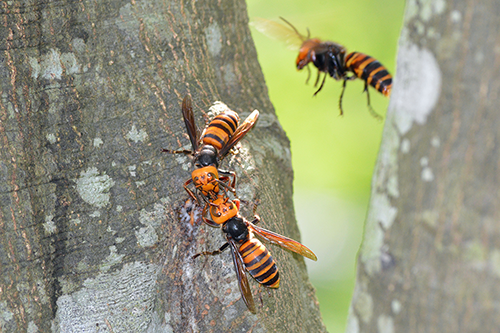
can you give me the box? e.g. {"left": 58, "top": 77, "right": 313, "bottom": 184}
{"left": 27, "top": 321, "right": 38, "bottom": 333}
{"left": 72, "top": 38, "right": 86, "bottom": 54}
{"left": 60, "top": 52, "right": 80, "bottom": 75}
{"left": 419, "top": 0, "right": 446, "bottom": 22}
{"left": 431, "top": 135, "right": 441, "bottom": 147}
{"left": 41, "top": 49, "right": 62, "bottom": 80}
{"left": 126, "top": 125, "right": 148, "bottom": 143}
{"left": 100, "top": 246, "right": 125, "bottom": 272}
{"left": 377, "top": 315, "right": 394, "bottom": 333}
{"left": 421, "top": 167, "right": 434, "bottom": 182}
{"left": 128, "top": 165, "right": 137, "bottom": 177}
{"left": 52, "top": 261, "right": 160, "bottom": 333}
{"left": 208, "top": 101, "right": 228, "bottom": 117}
{"left": 360, "top": 192, "right": 397, "bottom": 276}
{"left": 391, "top": 299, "right": 402, "bottom": 315}
{"left": 135, "top": 200, "right": 167, "bottom": 248}
{"left": 139, "top": 201, "right": 165, "bottom": 229}
{"left": 450, "top": 10, "right": 462, "bottom": 23}
{"left": 116, "top": 4, "right": 141, "bottom": 34}
{"left": 46, "top": 133, "right": 57, "bottom": 144}
{"left": 93, "top": 137, "right": 103, "bottom": 148}
{"left": 43, "top": 215, "right": 57, "bottom": 235}
{"left": 406, "top": 0, "right": 446, "bottom": 23}
{"left": 354, "top": 290, "right": 374, "bottom": 324}
{"left": 29, "top": 48, "right": 81, "bottom": 81}
{"left": 0, "top": 301, "right": 14, "bottom": 329}
{"left": 135, "top": 226, "right": 158, "bottom": 248}
{"left": 146, "top": 312, "right": 174, "bottom": 333}
{"left": 360, "top": 119, "right": 400, "bottom": 276}
{"left": 391, "top": 43, "right": 442, "bottom": 135}
{"left": 419, "top": 157, "right": 435, "bottom": 182}
{"left": 205, "top": 22, "right": 222, "bottom": 56}
{"left": 75, "top": 167, "right": 115, "bottom": 208}
{"left": 90, "top": 211, "right": 101, "bottom": 218}
{"left": 345, "top": 311, "right": 360, "bottom": 333}
{"left": 175, "top": 155, "right": 190, "bottom": 171}
{"left": 400, "top": 138, "right": 410, "bottom": 153}
{"left": 29, "top": 57, "right": 41, "bottom": 79}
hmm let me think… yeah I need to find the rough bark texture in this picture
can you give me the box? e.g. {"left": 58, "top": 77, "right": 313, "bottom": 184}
{"left": 348, "top": 0, "right": 500, "bottom": 332}
{"left": 0, "top": 0, "right": 325, "bottom": 332}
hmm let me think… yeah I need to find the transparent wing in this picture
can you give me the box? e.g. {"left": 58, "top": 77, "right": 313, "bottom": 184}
{"left": 250, "top": 17, "right": 305, "bottom": 50}
{"left": 248, "top": 222, "right": 318, "bottom": 261}
{"left": 181, "top": 95, "right": 201, "bottom": 151}
{"left": 219, "top": 110, "right": 259, "bottom": 158}
{"left": 229, "top": 240, "right": 256, "bottom": 313}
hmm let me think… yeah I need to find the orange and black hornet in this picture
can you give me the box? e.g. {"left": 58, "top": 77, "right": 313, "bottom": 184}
{"left": 253, "top": 17, "right": 392, "bottom": 118}
{"left": 195, "top": 198, "right": 317, "bottom": 313}
{"left": 163, "top": 95, "right": 259, "bottom": 203}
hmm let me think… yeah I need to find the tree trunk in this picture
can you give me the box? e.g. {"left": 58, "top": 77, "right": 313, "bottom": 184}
{"left": 348, "top": 0, "right": 500, "bottom": 332}
{"left": 0, "top": 0, "right": 325, "bottom": 332}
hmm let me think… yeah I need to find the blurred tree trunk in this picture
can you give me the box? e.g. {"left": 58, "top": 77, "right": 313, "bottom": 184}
{"left": 0, "top": 0, "right": 325, "bottom": 332}
{"left": 348, "top": 0, "right": 500, "bottom": 332}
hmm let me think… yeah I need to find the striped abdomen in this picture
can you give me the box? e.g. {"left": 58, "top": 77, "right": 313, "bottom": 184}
{"left": 239, "top": 238, "right": 280, "bottom": 288}
{"left": 202, "top": 111, "right": 240, "bottom": 150}
{"left": 345, "top": 52, "right": 392, "bottom": 97}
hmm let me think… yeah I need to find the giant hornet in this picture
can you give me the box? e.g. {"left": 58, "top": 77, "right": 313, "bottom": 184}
{"left": 163, "top": 95, "right": 259, "bottom": 204}
{"left": 252, "top": 17, "right": 392, "bottom": 119}
{"left": 195, "top": 197, "right": 317, "bottom": 313}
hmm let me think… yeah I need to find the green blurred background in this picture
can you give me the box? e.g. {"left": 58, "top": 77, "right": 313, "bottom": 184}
{"left": 246, "top": 1, "right": 405, "bottom": 331}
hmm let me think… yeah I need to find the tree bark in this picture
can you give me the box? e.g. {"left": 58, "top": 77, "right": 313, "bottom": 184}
{"left": 0, "top": 0, "right": 325, "bottom": 332}
{"left": 348, "top": 0, "right": 500, "bottom": 332}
